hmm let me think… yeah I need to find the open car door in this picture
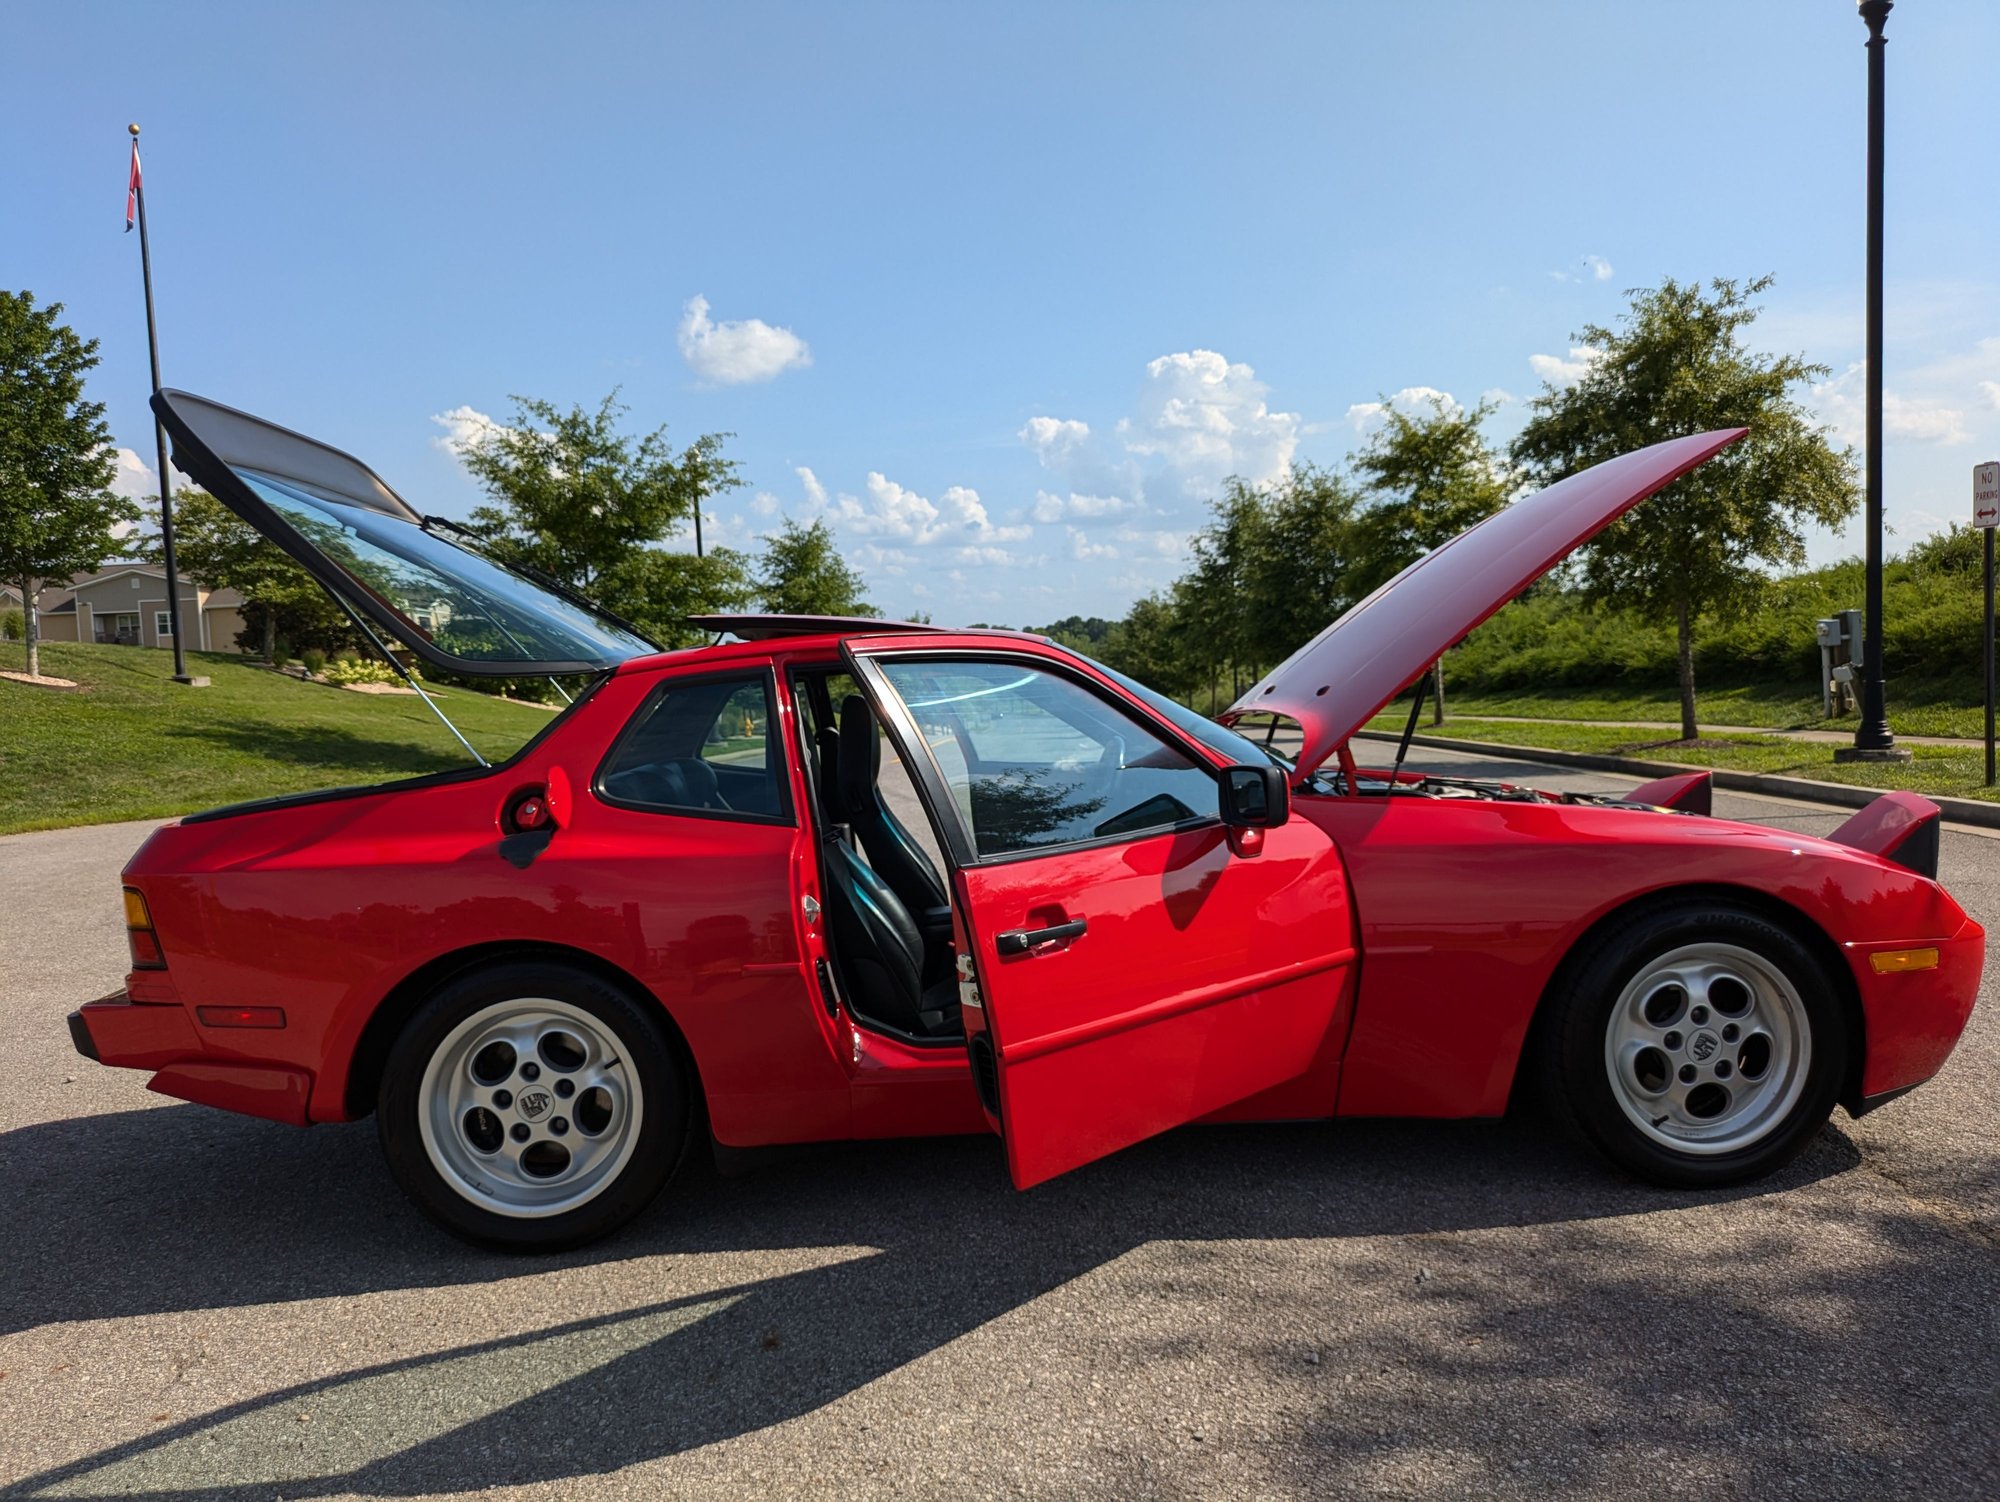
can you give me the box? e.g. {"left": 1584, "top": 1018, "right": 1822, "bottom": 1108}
{"left": 846, "top": 640, "right": 1358, "bottom": 1189}
{"left": 152, "top": 390, "right": 660, "bottom": 677}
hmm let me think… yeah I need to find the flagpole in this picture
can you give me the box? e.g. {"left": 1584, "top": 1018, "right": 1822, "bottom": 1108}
{"left": 129, "top": 122, "right": 196, "bottom": 685}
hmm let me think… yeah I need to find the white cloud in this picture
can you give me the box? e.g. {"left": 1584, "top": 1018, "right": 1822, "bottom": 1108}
{"left": 1980, "top": 379, "right": 2000, "bottom": 411}
{"left": 1019, "top": 416, "right": 1091, "bottom": 465}
{"left": 796, "top": 466, "right": 829, "bottom": 508}
{"left": 1811, "top": 362, "right": 1972, "bottom": 446}
{"left": 1114, "top": 525, "right": 1186, "bottom": 558}
{"left": 809, "top": 471, "right": 1030, "bottom": 546}
{"left": 1344, "top": 385, "right": 1459, "bottom": 434}
{"left": 1529, "top": 346, "right": 1606, "bottom": 387}
{"left": 677, "top": 295, "right": 812, "bottom": 385}
{"left": 1067, "top": 526, "right": 1118, "bottom": 561}
{"left": 1118, "top": 349, "right": 1299, "bottom": 494}
{"left": 1551, "top": 254, "right": 1614, "bottom": 284}
{"left": 1029, "top": 489, "right": 1132, "bottom": 522}
{"left": 430, "top": 405, "right": 507, "bottom": 457}
{"left": 750, "top": 492, "right": 781, "bottom": 518}
{"left": 107, "top": 446, "right": 166, "bottom": 501}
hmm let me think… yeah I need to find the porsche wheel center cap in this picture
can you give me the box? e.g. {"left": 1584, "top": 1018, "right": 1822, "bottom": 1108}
{"left": 1690, "top": 1031, "right": 1720, "bottom": 1063}
{"left": 519, "top": 1089, "right": 553, "bottom": 1122}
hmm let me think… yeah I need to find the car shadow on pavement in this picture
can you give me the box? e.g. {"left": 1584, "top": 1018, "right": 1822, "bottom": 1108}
{"left": 6, "top": 1103, "right": 1991, "bottom": 1499}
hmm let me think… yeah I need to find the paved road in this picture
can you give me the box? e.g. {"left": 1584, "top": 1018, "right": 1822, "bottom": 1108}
{"left": 2, "top": 748, "right": 1996, "bottom": 1500}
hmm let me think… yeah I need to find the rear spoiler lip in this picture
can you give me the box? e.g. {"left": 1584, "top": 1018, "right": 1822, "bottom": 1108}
{"left": 1827, "top": 790, "right": 1942, "bottom": 881}
{"left": 1624, "top": 770, "right": 1713, "bottom": 817}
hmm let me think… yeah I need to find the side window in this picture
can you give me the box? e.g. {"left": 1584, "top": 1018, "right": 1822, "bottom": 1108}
{"left": 597, "top": 674, "right": 789, "bottom": 821}
{"left": 877, "top": 658, "right": 1217, "bottom": 857}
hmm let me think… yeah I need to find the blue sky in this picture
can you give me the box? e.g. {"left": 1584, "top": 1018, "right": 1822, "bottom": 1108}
{"left": 8, "top": 0, "right": 1999, "bottom": 625}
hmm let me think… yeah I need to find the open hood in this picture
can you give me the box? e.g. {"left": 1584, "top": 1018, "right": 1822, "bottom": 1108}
{"left": 1221, "top": 428, "right": 1747, "bottom": 776}
{"left": 152, "top": 390, "right": 660, "bottom": 677}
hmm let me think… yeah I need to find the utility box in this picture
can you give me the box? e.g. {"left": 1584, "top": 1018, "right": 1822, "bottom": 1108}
{"left": 1818, "top": 611, "right": 1861, "bottom": 716}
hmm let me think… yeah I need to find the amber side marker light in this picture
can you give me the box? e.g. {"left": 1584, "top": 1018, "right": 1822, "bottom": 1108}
{"left": 196, "top": 1006, "right": 286, "bottom": 1029}
{"left": 1869, "top": 947, "right": 1941, "bottom": 975}
{"left": 122, "top": 886, "right": 166, "bottom": 970}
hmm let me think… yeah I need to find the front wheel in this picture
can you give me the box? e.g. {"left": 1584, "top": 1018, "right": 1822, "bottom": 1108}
{"left": 378, "top": 961, "right": 690, "bottom": 1250}
{"left": 1539, "top": 904, "right": 1848, "bottom": 1187}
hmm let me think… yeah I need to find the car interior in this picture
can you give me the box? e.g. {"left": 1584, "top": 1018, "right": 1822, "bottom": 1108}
{"left": 792, "top": 670, "right": 965, "bottom": 1043}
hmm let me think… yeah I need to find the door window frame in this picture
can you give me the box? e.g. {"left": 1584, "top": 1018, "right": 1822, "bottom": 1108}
{"left": 591, "top": 666, "right": 796, "bottom": 827}
{"left": 844, "top": 646, "right": 1227, "bottom": 870}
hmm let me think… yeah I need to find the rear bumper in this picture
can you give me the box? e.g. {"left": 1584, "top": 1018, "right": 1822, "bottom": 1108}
{"left": 1849, "top": 918, "right": 1985, "bottom": 1104}
{"left": 69, "top": 990, "right": 313, "bottom": 1127}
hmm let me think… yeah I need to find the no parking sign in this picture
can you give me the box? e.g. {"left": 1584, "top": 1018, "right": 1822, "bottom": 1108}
{"left": 1977, "top": 461, "right": 2000, "bottom": 528}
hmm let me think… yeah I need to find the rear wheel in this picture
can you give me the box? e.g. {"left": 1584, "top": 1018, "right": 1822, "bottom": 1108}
{"left": 378, "top": 961, "right": 689, "bottom": 1250}
{"left": 1539, "top": 903, "right": 1847, "bottom": 1187}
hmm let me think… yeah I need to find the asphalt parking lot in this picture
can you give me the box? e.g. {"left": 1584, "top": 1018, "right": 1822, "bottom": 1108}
{"left": 2, "top": 744, "right": 1996, "bottom": 1500}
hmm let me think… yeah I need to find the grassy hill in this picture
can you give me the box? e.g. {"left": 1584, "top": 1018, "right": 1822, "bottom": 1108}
{"left": 0, "top": 642, "right": 560, "bottom": 836}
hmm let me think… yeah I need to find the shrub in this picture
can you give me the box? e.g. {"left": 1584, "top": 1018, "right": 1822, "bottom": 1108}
{"left": 299, "top": 647, "right": 327, "bottom": 676}
{"left": 0, "top": 608, "right": 23, "bottom": 641}
{"left": 321, "top": 655, "right": 399, "bottom": 687}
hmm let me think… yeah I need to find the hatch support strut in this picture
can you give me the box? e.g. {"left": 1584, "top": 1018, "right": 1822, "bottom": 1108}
{"left": 321, "top": 587, "right": 489, "bottom": 768}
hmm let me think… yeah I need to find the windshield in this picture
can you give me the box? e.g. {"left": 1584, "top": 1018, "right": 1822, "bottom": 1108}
{"left": 1082, "top": 657, "right": 1289, "bottom": 770}
{"left": 237, "top": 470, "right": 656, "bottom": 667}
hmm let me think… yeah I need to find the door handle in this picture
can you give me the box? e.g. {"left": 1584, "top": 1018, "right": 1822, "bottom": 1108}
{"left": 995, "top": 918, "right": 1087, "bottom": 955}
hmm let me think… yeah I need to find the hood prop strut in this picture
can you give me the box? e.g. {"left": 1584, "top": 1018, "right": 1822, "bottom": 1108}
{"left": 321, "top": 586, "right": 489, "bottom": 768}
{"left": 1387, "top": 667, "right": 1432, "bottom": 789}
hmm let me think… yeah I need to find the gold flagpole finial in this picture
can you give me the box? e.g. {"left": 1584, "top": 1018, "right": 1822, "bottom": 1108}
{"left": 128, "top": 122, "right": 141, "bottom": 137}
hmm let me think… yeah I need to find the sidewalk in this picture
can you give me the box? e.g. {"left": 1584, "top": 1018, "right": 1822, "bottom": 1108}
{"left": 1446, "top": 713, "right": 1983, "bottom": 748}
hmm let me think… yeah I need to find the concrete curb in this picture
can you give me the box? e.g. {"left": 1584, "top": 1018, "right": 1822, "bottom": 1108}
{"left": 1354, "top": 728, "right": 2000, "bottom": 832}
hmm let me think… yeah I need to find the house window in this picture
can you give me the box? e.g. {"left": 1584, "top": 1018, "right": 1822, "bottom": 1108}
{"left": 154, "top": 611, "right": 173, "bottom": 639}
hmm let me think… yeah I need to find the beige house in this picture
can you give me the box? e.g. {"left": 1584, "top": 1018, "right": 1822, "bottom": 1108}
{"left": 11, "top": 566, "right": 246, "bottom": 652}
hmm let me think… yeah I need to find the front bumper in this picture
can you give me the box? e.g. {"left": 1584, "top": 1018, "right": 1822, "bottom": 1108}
{"left": 70, "top": 990, "right": 313, "bottom": 1127}
{"left": 1849, "top": 917, "right": 1986, "bottom": 1104}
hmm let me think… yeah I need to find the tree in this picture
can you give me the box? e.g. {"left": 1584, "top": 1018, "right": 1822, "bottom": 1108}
{"left": 141, "top": 489, "right": 345, "bottom": 660}
{"left": 456, "top": 392, "right": 747, "bottom": 646}
{"left": 755, "top": 518, "right": 874, "bottom": 616}
{"left": 1512, "top": 275, "right": 1857, "bottom": 739}
{"left": 1350, "top": 394, "right": 1513, "bottom": 721}
{"left": 1244, "top": 462, "right": 1366, "bottom": 672}
{"left": 0, "top": 292, "right": 137, "bottom": 678}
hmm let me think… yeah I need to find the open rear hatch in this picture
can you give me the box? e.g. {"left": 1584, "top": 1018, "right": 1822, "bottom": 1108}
{"left": 152, "top": 389, "right": 660, "bottom": 677}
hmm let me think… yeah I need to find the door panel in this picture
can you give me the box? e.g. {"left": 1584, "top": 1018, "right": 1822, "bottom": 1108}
{"left": 851, "top": 643, "right": 1359, "bottom": 1189}
{"left": 957, "top": 818, "right": 1355, "bottom": 1186}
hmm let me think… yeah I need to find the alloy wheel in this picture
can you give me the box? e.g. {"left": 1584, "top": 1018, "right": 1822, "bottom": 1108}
{"left": 1601, "top": 941, "right": 1810, "bottom": 1156}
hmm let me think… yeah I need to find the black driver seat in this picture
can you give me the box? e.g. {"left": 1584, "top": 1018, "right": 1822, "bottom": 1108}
{"left": 822, "top": 841, "right": 959, "bottom": 1037}
{"left": 838, "top": 696, "right": 950, "bottom": 915}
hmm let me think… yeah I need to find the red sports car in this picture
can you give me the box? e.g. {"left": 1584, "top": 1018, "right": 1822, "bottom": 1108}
{"left": 69, "top": 393, "right": 1983, "bottom": 1249}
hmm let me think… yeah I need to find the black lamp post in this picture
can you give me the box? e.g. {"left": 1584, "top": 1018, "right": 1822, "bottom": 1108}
{"left": 1839, "top": 0, "right": 1911, "bottom": 762}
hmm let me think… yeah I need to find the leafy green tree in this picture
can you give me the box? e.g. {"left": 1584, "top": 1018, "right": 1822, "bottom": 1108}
{"left": 755, "top": 518, "right": 874, "bottom": 616}
{"left": 456, "top": 391, "right": 746, "bottom": 645}
{"left": 1350, "top": 394, "right": 1513, "bottom": 721}
{"left": 0, "top": 292, "right": 137, "bottom": 678}
{"left": 141, "top": 489, "right": 346, "bottom": 660}
{"left": 1245, "top": 462, "right": 1366, "bottom": 672}
{"left": 1512, "top": 275, "right": 1857, "bottom": 739}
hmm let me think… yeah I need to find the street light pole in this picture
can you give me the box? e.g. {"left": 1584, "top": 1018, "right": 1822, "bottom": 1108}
{"left": 1840, "top": 0, "right": 1910, "bottom": 762}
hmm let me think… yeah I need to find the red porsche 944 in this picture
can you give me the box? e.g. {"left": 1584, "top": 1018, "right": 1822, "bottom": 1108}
{"left": 68, "top": 392, "right": 1982, "bottom": 1249}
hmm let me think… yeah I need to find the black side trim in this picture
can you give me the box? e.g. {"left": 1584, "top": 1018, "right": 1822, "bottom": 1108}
{"left": 1852, "top": 1079, "right": 1927, "bottom": 1118}
{"left": 67, "top": 1010, "right": 100, "bottom": 1062}
{"left": 1892, "top": 817, "right": 1941, "bottom": 881}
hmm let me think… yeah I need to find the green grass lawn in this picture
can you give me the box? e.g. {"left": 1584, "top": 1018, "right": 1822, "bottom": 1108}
{"left": 0, "top": 642, "right": 560, "bottom": 836}
{"left": 1432, "top": 678, "right": 1987, "bottom": 739}
{"left": 1366, "top": 712, "right": 2000, "bottom": 802}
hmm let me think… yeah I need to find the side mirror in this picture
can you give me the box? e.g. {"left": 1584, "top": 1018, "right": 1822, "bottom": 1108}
{"left": 1219, "top": 764, "right": 1289, "bottom": 830}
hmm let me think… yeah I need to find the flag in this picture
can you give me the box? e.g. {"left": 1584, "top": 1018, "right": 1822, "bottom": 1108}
{"left": 125, "top": 142, "right": 141, "bottom": 232}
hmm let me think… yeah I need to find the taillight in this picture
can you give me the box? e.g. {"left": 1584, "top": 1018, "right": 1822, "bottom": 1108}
{"left": 123, "top": 886, "right": 166, "bottom": 970}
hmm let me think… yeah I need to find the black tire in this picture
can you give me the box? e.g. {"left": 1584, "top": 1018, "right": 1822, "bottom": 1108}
{"left": 1536, "top": 902, "right": 1847, "bottom": 1188}
{"left": 377, "top": 960, "right": 691, "bottom": 1251}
